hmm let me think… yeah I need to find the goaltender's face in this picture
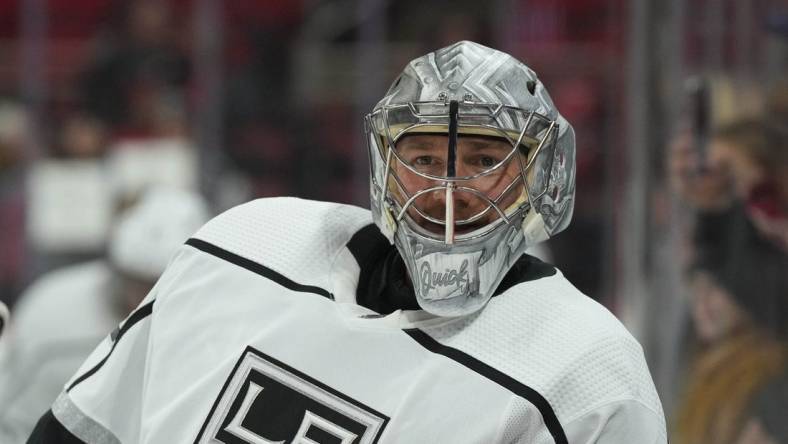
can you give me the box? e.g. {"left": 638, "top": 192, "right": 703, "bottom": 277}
{"left": 393, "top": 134, "right": 525, "bottom": 235}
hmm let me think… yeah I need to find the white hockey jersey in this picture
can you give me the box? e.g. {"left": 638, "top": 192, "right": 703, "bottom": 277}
{"left": 33, "top": 198, "right": 666, "bottom": 444}
{"left": 0, "top": 261, "right": 119, "bottom": 444}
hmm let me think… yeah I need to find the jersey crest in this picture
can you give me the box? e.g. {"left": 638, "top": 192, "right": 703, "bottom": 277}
{"left": 196, "top": 347, "right": 390, "bottom": 444}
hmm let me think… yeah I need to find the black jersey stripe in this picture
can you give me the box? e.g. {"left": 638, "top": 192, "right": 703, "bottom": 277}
{"left": 27, "top": 409, "right": 85, "bottom": 444}
{"left": 66, "top": 300, "right": 154, "bottom": 393}
{"left": 403, "top": 328, "right": 568, "bottom": 444}
{"left": 186, "top": 238, "right": 333, "bottom": 300}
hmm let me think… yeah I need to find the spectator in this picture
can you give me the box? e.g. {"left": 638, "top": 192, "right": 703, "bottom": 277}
{"left": 51, "top": 113, "right": 107, "bottom": 159}
{"left": 669, "top": 117, "right": 788, "bottom": 251}
{"left": 667, "top": 81, "right": 788, "bottom": 443}
{"left": 80, "top": 0, "right": 190, "bottom": 137}
{"left": 0, "top": 102, "right": 29, "bottom": 308}
{"left": 673, "top": 210, "right": 788, "bottom": 444}
{"left": 0, "top": 187, "right": 209, "bottom": 443}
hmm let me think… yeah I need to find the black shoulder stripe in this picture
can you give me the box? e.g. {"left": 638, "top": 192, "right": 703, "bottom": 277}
{"left": 186, "top": 238, "right": 333, "bottom": 299}
{"left": 403, "top": 328, "right": 568, "bottom": 444}
{"left": 66, "top": 300, "right": 154, "bottom": 393}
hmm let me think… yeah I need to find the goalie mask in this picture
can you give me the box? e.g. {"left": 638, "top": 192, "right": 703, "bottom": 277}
{"left": 365, "top": 41, "right": 576, "bottom": 317}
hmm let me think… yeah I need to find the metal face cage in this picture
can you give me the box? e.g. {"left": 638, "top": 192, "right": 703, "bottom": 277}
{"left": 366, "top": 99, "right": 559, "bottom": 245}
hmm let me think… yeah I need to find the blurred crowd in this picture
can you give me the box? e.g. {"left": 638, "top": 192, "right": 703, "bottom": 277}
{"left": 0, "top": 0, "right": 785, "bottom": 443}
{"left": 0, "top": 0, "right": 630, "bottom": 307}
{"left": 668, "top": 79, "right": 788, "bottom": 443}
{"left": 0, "top": 0, "right": 211, "bottom": 308}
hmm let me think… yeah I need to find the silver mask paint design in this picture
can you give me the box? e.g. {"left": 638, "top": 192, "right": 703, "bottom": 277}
{"left": 365, "top": 41, "right": 576, "bottom": 316}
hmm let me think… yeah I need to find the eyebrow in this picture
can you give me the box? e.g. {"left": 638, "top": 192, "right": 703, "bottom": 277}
{"left": 463, "top": 139, "right": 510, "bottom": 151}
{"left": 397, "top": 140, "right": 439, "bottom": 151}
{"left": 397, "top": 136, "right": 510, "bottom": 151}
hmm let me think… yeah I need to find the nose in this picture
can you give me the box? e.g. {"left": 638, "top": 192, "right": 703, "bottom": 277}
{"left": 434, "top": 159, "right": 488, "bottom": 209}
{"left": 423, "top": 181, "right": 475, "bottom": 219}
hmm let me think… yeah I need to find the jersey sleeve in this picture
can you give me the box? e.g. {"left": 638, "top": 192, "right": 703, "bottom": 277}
{"left": 493, "top": 395, "right": 665, "bottom": 444}
{"left": 560, "top": 399, "right": 667, "bottom": 444}
{"left": 26, "top": 247, "right": 193, "bottom": 444}
{"left": 26, "top": 294, "right": 154, "bottom": 444}
{"left": 0, "top": 330, "right": 96, "bottom": 444}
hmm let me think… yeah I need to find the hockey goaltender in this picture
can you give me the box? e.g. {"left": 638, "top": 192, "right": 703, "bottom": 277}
{"left": 29, "top": 41, "right": 666, "bottom": 444}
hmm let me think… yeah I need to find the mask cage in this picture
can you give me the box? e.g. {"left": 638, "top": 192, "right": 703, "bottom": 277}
{"left": 366, "top": 100, "right": 558, "bottom": 244}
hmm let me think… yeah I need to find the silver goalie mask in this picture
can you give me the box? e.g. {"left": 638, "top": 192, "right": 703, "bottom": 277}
{"left": 365, "top": 41, "right": 576, "bottom": 317}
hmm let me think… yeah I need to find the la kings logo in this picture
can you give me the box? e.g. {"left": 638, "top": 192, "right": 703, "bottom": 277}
{"left": 195, "top": 347, "right": 389, "bottom": 444}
